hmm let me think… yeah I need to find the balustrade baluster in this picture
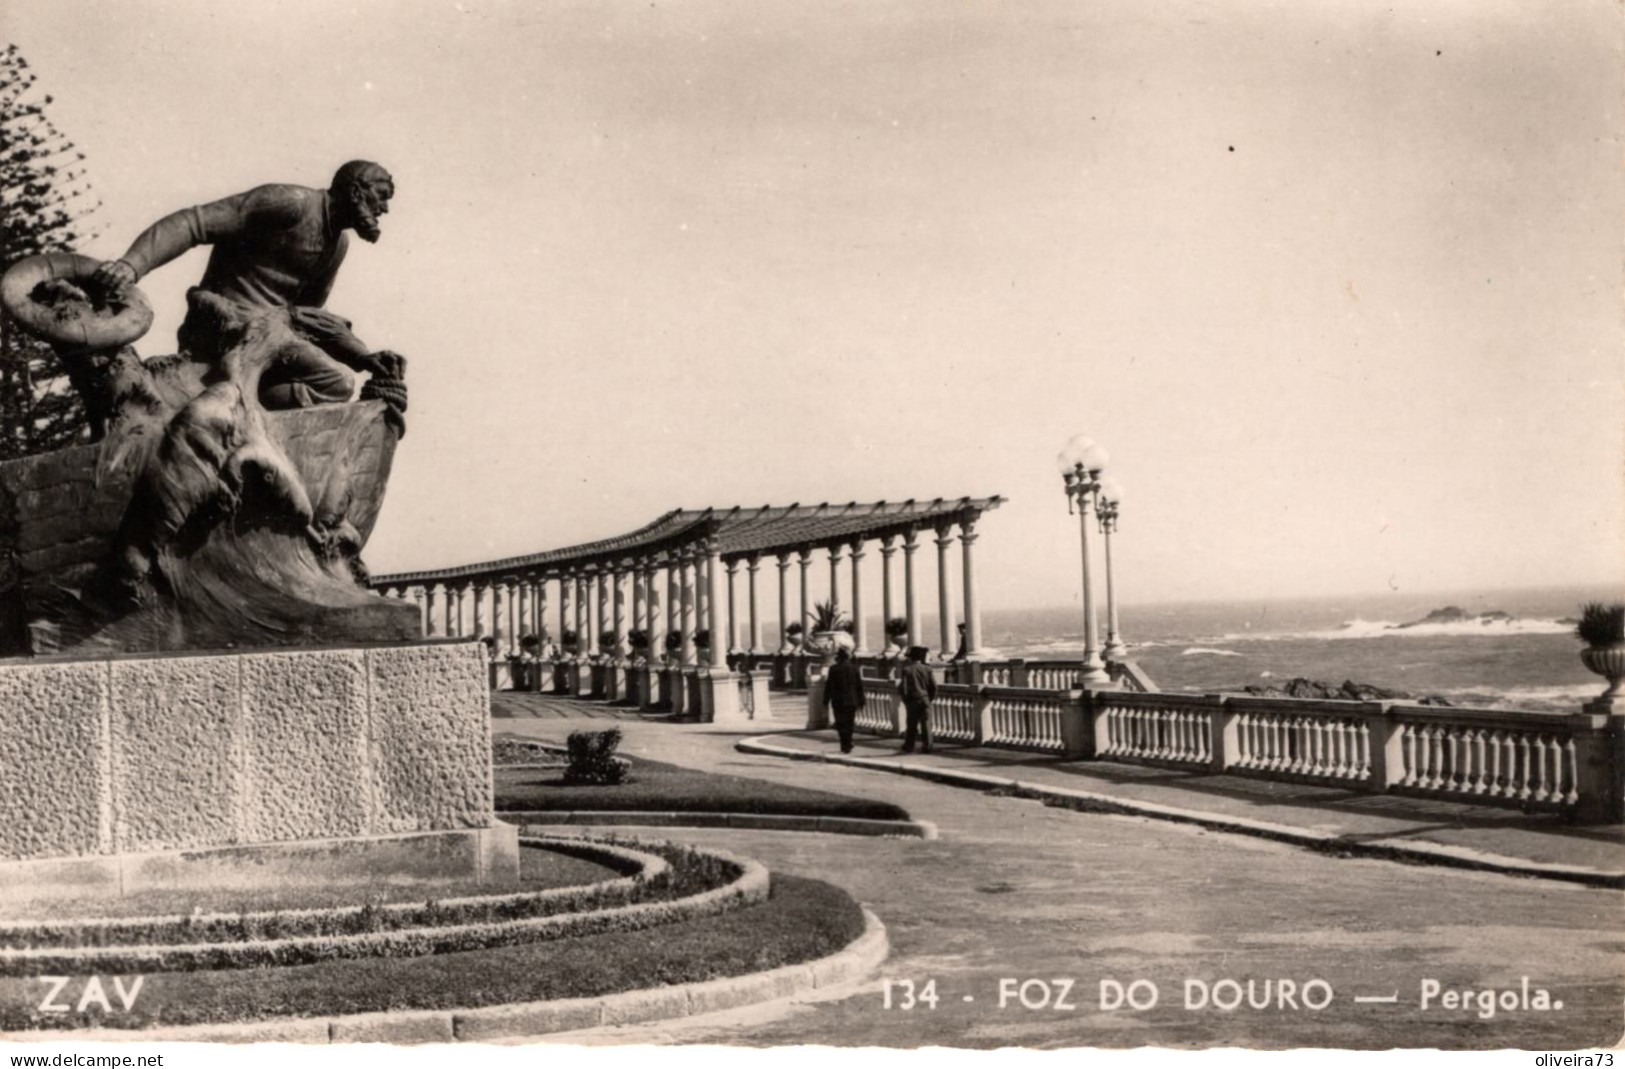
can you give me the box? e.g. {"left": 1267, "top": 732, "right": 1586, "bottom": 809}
{"left": 1561, "top": 737, "right": 1579, "bottom": 806}
{"left": 1531, "top": 734, "right": 1551, "bottom": 803}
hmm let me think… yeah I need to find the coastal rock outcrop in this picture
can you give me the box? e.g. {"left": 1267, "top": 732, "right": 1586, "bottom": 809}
{"left": 1241, "top": 677, "right": 1453, "bottom": 706}
{"left": 1394, "top": 606, "right": 1514, "bottom": 629}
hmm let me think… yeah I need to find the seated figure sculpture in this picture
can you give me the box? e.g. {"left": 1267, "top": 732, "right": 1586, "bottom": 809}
{"left": 0, "top": 161, "right": 420, "bottom": 656}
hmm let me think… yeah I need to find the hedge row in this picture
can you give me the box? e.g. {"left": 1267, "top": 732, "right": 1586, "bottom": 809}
{"left": 0, "top": 844, "right": 765, "bottom": 976}
{"left": 0, "top": 839, "right": 665, "bottom": 951}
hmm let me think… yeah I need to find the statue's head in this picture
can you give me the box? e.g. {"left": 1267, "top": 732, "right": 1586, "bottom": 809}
{"left": 330, "top": 160, "right": 394, "bottom": 244}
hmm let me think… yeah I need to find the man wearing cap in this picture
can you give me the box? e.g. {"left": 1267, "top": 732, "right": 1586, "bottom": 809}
{"left": 822, "top": 646, "right": 866, "bottom": 755}
{"left": 898, "top": 645, "right": 938, "bottom": 754}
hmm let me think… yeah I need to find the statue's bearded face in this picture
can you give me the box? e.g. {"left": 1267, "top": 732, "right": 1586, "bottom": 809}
{"left": 347, "top": 174, "right": 394, "bottom": 243}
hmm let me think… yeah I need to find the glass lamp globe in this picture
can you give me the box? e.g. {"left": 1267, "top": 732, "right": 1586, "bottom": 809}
{"left": 1056, "top": 434, "right": 1096, "bottom": 475}
{"left": 1097, "top": 477, "right": 1125, "bottom": 507}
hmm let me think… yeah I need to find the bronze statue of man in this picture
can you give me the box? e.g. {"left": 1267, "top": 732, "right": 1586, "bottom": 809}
{"left": 93, "top": 160, "right": 400, "bottom": 411}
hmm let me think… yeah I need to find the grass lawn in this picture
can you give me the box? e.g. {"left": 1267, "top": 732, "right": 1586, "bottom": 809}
{"left": 495, "top": 754, "right": 911, "bottom": 822}
{"left": 0, "top": 875, "right": 865, "bottom": 1032}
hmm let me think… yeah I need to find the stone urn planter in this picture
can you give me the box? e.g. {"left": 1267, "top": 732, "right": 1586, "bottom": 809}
{"left": 1575, "top": 602, "right": 1625, "bottom": 702}
{"left": 1581, "top": 645, "right": 1625, "bottom": 699}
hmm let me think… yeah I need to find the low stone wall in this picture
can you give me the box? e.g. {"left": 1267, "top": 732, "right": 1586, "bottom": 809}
{"left": 0, "top": 640, "right": 494, "bottom": 864}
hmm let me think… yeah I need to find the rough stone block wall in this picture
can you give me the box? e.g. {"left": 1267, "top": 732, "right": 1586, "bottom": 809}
{"left": 241, "top": 648, "right": 371, "bottom": 843}
{"left": 0, "top": 663, "right": 112, "bottom": 859}
{"left": 111, "top": 655, "right": 244, "bottom": 853}
{"left": 0, "top": 641, "right": 490, "bottom": 862}
{"left": 366, "top": 645, "right": 492, "bottom": 833}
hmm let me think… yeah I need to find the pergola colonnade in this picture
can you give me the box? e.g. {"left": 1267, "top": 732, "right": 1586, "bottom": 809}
{"left": 370, "top": 497, "right": 1004, "bottom": 666}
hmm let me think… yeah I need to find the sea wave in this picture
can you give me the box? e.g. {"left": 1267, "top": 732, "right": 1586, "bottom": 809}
{"left": 1181, "top": 647, "right": 1244, "bottom": 658}
{"left": 1217, "top": 617, "right": 1574, "bottom": 642}
{"left": 1436, "top": 683, "right": 1604, "bottom": 711}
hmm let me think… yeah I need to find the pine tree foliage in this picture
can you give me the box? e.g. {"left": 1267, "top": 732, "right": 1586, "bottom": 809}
{"left": 1, "top": 44, "right": 103, "bottom": 460}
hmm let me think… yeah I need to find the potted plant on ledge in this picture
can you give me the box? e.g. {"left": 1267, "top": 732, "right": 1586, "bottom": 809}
{"left": 1577, "top": 602, "right": 1625, "bottom": 702}
{"left": 885, "top": 616, "right": 910, "bottom": 652}
{"left": 805, "top": 600, "right": 854, "bottom": 659}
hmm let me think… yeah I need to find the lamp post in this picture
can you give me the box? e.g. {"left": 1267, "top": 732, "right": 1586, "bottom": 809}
{"left": 1096, "top": 477, "right": 1128, "bottom": 661}
{"left": 1057, "top": 434, "right": 1112, "bottom": 686}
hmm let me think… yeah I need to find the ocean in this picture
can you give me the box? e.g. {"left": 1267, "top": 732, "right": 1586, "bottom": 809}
{"left": 964, "top": 584, "right": 1621, "bottom": 713}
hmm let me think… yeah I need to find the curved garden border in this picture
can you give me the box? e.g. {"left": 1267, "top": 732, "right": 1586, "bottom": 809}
{"left": 503, "top": 810, "right": 938, "bottom": 839}
{"left": 0, "top": 838, "right": 665, "bottom": 950}
{"left": 16, "top": 908, "right": 889, "bottom": 1043}
{"left": 0, "top": 838, "right": 767, "bottom": 974}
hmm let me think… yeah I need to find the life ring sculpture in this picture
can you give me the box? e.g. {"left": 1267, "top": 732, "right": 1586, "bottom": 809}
{"left": 0, "top": 251, "right": 154, "bottom": 353}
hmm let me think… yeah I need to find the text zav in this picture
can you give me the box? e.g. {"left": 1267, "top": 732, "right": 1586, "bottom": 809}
{"left": 35, "top": 977, "right": 145, "bottom": 1014}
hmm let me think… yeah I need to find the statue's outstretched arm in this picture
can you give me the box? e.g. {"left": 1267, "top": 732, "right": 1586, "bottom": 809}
{"left": 98, "top": 185, "right": 306, "bottom": 288}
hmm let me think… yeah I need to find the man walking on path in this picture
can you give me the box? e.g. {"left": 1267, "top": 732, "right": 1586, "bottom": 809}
{"left": 823, "top": 646, "right": 866, "bottom": 754}
{"left": 898, "top": 644, "right": 937, "bottom": 754}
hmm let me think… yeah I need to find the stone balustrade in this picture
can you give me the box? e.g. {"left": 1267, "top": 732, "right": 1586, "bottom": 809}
{"left": 842, "top": 683, "right": 1622, "bottom": 823}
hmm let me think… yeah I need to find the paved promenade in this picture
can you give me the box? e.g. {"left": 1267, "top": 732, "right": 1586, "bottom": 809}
{"left": 493, "top": 690, "right": 1623, "bottom": 1048}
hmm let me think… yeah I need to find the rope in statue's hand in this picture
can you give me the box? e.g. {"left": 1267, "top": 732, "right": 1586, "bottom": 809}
{"left": 359, "top": 349, "right": 409, "bottom": 438}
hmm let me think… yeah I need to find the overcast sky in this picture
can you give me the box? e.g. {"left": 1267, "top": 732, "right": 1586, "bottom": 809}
{"left": 10, "top": 0, "right": 1622, "bottom": 611}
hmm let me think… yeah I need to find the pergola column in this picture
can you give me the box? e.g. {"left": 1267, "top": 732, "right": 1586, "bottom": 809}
{"left": 592, "top": 569, "right": 607, "bottom": 653}
{"left": 535, "top": 577, "right": 549, "bottom": 644}
{"left": 612, "top": 566, "right": 627, "bottom": 654}
{"left": 902, "top": 528, "right": 920, "bottom": 648}
{"left": 632, "top": 564, "right": 647, "bottom": 646}
{"left": 879, "top": 536, "right": 896, "bottom": 646}
{"left": 667, "top": 559, "right": 681, "bottom": 661}
{"left": 695, "top": 553, "right": 709, "bottom": 633}
{"left": 444, "top": 584, "right": 458, "bottom": 637}
{"left": 516, "top": 582, "right": 529, "bottom": 645}
{"left": 827, "top": 543, "right": 843, "bottom": 617}
{"left": 747, "top": 555, "right": 763, "bottom": 653}
{"left": 775, "top": 554, "right": 792, "bottom": 651}
{"left": 644, "top": 560, "right": 663, "bottom": 655}
{"left": 849, "top": 538, "right": 867, "bottom": 653}
{"left": 725, "top": 559, "right": 740, "bottom": 653}
{"left": 705, "top": 540, "right": 726, "bottom": 669}
{"left": 796, "top": 547, "right": 812, "bottom": 635}
{"left": 424, "top": 585, "right": 439, "bottom": 638}
{"left": 934, "top": 523, "right": 956, "bottom": 657}
{"left": 491, "top": 581, "right": 506, "bottom": 650}
{"left": 559, "top": 572, "right": 573, "bottom": 649}
{"left": 960, "top": 516, "right": 983, "bottom": 658}
{"left": 679, "top": 551, "right": 696, "bottom": 666}
{"left": 472, "top": 581, "right": 487, "bottom": 641}
{"left": 574, "top": 572, "right": 589, "bottom": 651}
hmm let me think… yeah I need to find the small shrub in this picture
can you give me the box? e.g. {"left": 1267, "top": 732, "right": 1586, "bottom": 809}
{"left": 1576, "top": 602, "right": 1624, "bottom": 646}
{"left": 564, "top": 729, "right": 629, "bottom": 785}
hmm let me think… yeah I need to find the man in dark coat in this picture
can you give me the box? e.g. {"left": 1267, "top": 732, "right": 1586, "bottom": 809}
{"left": 898, "top": 645, "right": 938, "bottom": 754}
{"left": 822, "top": 646, "right": 866, "bottom": 754}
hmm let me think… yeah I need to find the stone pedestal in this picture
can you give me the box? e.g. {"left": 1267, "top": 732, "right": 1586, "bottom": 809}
{"left": 700, "top": 670, "right": 747, "bottom": 723}
{"left": 640, "top": 664, "right": 663, "bottom": 710}
{"left": 0, "top": 639, "right": 512, "bottom": 901}
{"left": 806, "top": 676, "right": 830, "bottom": 730}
